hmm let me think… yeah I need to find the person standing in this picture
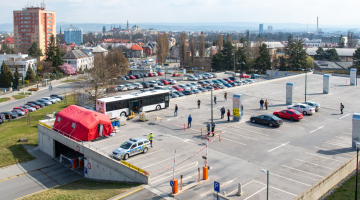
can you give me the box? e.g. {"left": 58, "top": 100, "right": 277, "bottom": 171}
{"left": 197, "top": 99, "right": 201, "bottom": 109}
{"left": 188, "top": 115, "right": 192, "bottom": 128}
{"left": 174, "top": 104, "right": 178, "bottom": 116}
{"left": 206, "top": 122, "right": 211, "bottom": 135}
{"left": 148, "top": 133, "right": 153, "bottom": 147}
{"left": 241, "top": 105, "right": 243, "bottom": 116}
{"left": 260, "top": 99, "right": 264, "bottom": 110}
{"left": 224, "top": 92, "right": 227, "bottom": 100}
{"left": 214, "top": 95, "right": 217, "bottom": 104}
{"left": 340, "top": 103, "right": 344, "bottom": 114}
{"left": 211, "top": 122, "right": 216, "bottom": 137}
{"left": 227, "top": 109, "right": 231, "bottom": 121}
{"left": 265, "top": 99, "right": 269, "bottom": 110}
{"left": 220, "top": 106, "right": 225, "bottom": 119}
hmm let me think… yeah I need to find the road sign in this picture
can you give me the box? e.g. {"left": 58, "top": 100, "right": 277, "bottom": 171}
{"left": 170, "top": 180, "right": 174, "bottom": 187}
{"left": 214, "top": 181, "right": 220, "bottom": 192}
{"left": 84, "top": 84, "right": 87, "bottom": 88}
{"left": 276, "top": 72, "right": 278, "bottom": 75}
{"left": 285, "top": 73, "right": 287, "bottom": 76}
{"left": 85, "top": 167, "right": 87, "bottom": 174}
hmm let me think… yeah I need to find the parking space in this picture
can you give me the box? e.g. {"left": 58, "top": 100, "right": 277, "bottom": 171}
{"left": 85, "top": 73, "right": 357, "bottom": 199}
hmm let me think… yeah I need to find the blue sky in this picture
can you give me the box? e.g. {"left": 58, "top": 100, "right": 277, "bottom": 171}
{"left": 1, "top": 0, "right": 359, "bottom": 25}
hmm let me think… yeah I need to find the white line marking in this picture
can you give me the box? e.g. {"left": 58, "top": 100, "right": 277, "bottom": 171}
{"left": 129, "top": 149, "right": 165, "bottom": 161}
{"left": 166, "top": 134, "right": 195, "bottom": 143}
{"left": 327, "top": 140, "right": 350, "bottom": 146}
{"left": 142, "top": 154, "right": 181, "bottom": 169}
{"left": 339, "top": 113, "right": 351, "bottom": 120}
{"left": 221, "top": 130, "right": 258, "bottom": 140}
{"left": 309, "top": 126, "right": 324, "bottom": 133}
{"left": 200, "top": 178, "right": 237, "bottom": 196}
{"left": 244, "top": 186, "right": 267, "bottom": 200}
{"left": 228, "top": 180, "right": 255, "bottom": 195}
{"left": 281, "top": 165, "right": 323, "bottom": 178}
{"left": 222, "top": 137, "right": 246, "bottom": 145}
{"left": 237, "top": 127, "right": 269, "bottom": 136}
{"left": 325, "top": 142, "right": 348, "bottom": 148}
{"left": 294, "top": 159, "right": 334, "bottom": 170}
{"left": 314, "top": 147, "right": 354, "bottom": 156}
{"left": 150, "top": 162, "right": 198, "bottom": 183}
{"left": 335, "top": 136, "right": 350, "bottom": 140}
{"left": 270, "top": 173, "right": 311, "bottom": 186}
{"left": 182, "top": 172, "right": 198, "bottom": 181}
{"left": 305, "top": 152, "right": 344, "bottom": 162}
{"left": 253, "top": 181, "right": 297, "bottom": 196}
{"left": 268, "top": 142, "right": 290, "bottom": 152}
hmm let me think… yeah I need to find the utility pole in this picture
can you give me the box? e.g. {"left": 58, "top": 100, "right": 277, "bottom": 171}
{"left": 305, "top": 71, "right": 307, "bottom": 102}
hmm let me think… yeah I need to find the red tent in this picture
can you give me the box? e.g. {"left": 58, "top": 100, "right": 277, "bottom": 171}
{"left": 53, "top": 105, "right": 113, "bottom": 141}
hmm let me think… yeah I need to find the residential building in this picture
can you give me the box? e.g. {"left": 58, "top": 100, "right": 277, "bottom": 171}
{"left": 64, "top": 26, "right": 83, "bottom": 45}
{"left": 0, "top": 53, "right": 37, "bottom": 77}
{"left": 313, "top": 60, "right": 352, "bottom": 72}
{"left": 304, "top": 39, "right": 325, "bottom": 47}
{"left": 142, "top": 45, "right": 152, "bottom": 56}
{"left": 268, "top": 26, "right": 273, "bottom": 34}
{"left": 322, "top": 36, "right": 348, "bottom": 45}
{"left": 259, "top": 24, "right": 264, "bottom": 35}
{"left": 62, "top": 49, "right": 94, "bottom": 71}
{"left": 2, "top": 37, "right": 15, "bottom": 48}
{"left": 81, "top": 45, "right": 108, "bottom": 57}
{"left": 13, "top": 3, "right": 56, "bottom": 55}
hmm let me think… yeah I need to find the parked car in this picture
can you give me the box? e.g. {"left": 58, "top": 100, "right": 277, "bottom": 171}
{"left": 188, "top": 75, "right": 198, "bottom": 81}
{"left": 13, "top": 109, "right": 25, "bottom": 116}
{"left": 173, "top": 91, "right": 186, "bottom": 97}
{"left": 50, "top": 96, "right": 62, "bottom": 102}
{"left": 117, "top": 85, "right": 128, "bottom": 91}
{"left": 37, "top": 99, "right": 52, "bottom": 106}
{"left": 178, "top": 84, "right": 191, "bottom": 91}
{"left": 198, "top": 81, "right": 209, "bottom": 87}
{"left": 151, "top": 73, "right": 158, "bottom": 77}
{"left": 42, "top": 97, "right": 58, "bottom": 104}
{"left": 120, "top": 76, "right": 127, "bottom": 80}
{"left": 172, "top": 73, "right": 181, "bottom": 77}
{"left": 197, "top": 88, "right": 206, "bottom": 92}
{"left": 302, "top": 101, "right": 321, "bottom": 112}
{"left": 185, "top": 84, "right": 197, "bottom": 90}
{"left": 251, "top": 74, "right": 260, "bottom": 79}
{"left": 157, "top": 72, "right": 164, "bottom": 76}
{"left": 167, "top": 79, "right": 176, "bottom": 84}
{"left": 194, "top": 75, "right": 203, "bottom": 80}
{"left": 172, "top": 85, "right": 184, "bottom": 92}
{"left": 191, "top": 89, "right": 201, "bottom": 94}
{"left": 183, "top": 90, "right": 194, "bottom": 95}
{"left": 25, "top": 103, "right": 40, "bottom": 110}
{"left": 148, "top": 73, "right": 154, "bottom": 77}
{"left": 273, "top": 109, "right": 303, "bottom": 121}
{"left": 146, "top": 81, "right": 155, "bottom": 87}
{"left": 245, "top": 79, "right": 255, "bottom": 84}
{"left": 141, "top": 82, "right": 150, "bottom": 88}
{"left": 125, "top": 84, "right": 135, "bottom": 90}
{"left": 129, "top": 75, "right": 136, "bottom": 79}
{"left": 1, "top": 111, "right": 18, "bottom": 119}
{"left": 250, "top": 114, "right": 283, "bottom": 127}
{"left": 133, "top": 83, "right": 143, "bottom": 89}
{"left": 202, "top": 74, "right": 209, "bottom": 79}
{"left": 211, "top": 73, "right": 217, "bottom": 78}
{"left": 240, "top": 74, "right": 250, "bottom": 78}
{"left": 125, "top": 75, "right": 130, "bottom": 80}
{"left": 203, "top": 73, "right": 213, "bottom": 78}
{"left": 171, "top": 93, "right": 179, "bottom": 98}
{"left": 223, "top": 78, "right": 233, "bottom": 83}
{"left": 21, "top": 105, "right": 36, "bottom": 112}
{"left": 142, "top": 73, "right": 148, "bottom": 77}
{"left": 234, "top": 80, "right": 242, "bottom": 86}
{"left": 287, "top": 104, "right": 315, "bottom": 115}
{"left": 161, "top": 79, "right": 169, "bottom": 85}
{"left": 50, "top": 94, "right": 65, "bottom": 100}
{"left": 228, "top": 77, "right": 236, "bottom": 81}
{"left": 134, "top": 74, "right": 141, "bottom": 79}
{"left": 27, "top": 101, "right": 45, "bottom": 108}
{"left": 13, "top": 107, "right": 28, "bottom": 114}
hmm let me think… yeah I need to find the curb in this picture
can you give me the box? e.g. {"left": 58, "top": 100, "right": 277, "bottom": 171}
{"left": 108, "top": 185, "right": 145, "bottom": 200}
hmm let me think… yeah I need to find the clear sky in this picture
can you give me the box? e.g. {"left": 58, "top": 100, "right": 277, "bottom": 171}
{"left": 1, "top": 0, "right": 359, "bottom": 25}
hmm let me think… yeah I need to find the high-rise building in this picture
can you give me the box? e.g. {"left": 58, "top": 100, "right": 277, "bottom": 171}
{"left": 259, "top": 24, "right": 263, "bottom": 35}
{"left": 64, "top": 26, "right": 83, "bottom": 45}
{"left": 13, "top": 3, "right": 56, "bottom": 55}
{"left": 268, "top": 26, "right": 273, "bottom": 34}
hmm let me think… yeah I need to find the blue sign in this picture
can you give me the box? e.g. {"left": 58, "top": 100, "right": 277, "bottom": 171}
{"left": 214, "top": 181, "right": 220, "bottom": 192}
{"left": 85, "top": 167, "right": 87, "bottom": 174}
{"left": 285, "top": 73, "right": 287, "bottom": 76}
{"left": 170, "top": 180, "right": 174, "bottom": 187}
{"left": 276, "top": 72, "right": 278, "bottom": 75}
{"left": 211, "top": 69, "right": 213, "bottom": 72}
{"left": 166, "top": 68, "right": 169, "bottom": 72}
{"left": 84, "top": 84, "right": 87, "bottom": 88}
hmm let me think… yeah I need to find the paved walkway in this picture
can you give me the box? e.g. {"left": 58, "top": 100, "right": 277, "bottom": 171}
{"left": 0, "top": 145, "right": 57, "bottom": 181}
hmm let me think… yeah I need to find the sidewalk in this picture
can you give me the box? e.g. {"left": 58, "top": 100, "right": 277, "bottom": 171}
{"left": 0, "top": 145, "right": 57, "bottom": 181}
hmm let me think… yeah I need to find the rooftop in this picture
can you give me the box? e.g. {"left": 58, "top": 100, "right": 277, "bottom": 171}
{"left": 2, "top": 37, "right": 14, "bottom": 44}
{"left": 62, "top": 49, "right": 89, "bottom": 59}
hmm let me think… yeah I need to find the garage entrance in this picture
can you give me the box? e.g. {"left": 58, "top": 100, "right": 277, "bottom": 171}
{"left": 55, "top": 140, "right": 84, "bottom": 176}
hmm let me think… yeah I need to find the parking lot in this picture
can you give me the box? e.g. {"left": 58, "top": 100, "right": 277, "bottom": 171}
{"left": 83, "top": 73, "right": 357, "bottom": 199}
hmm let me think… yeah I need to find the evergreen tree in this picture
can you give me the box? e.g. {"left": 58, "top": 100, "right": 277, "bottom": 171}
{"left": 254, "top": 43, "right": 272, "bottom": 73}
{"left": 278, "top": 56, "right": 287, "bottom": 71}
{"left": 13, "top": 66, "right": 20, "bottom": 89}
{"left": 315, "top": 47, "right": 326, "bottom": 60}
{"left": 338, "top": 35, "right": 345, "bottom": 48}
{"left": 44, "top": 35, "right": 64, "bottom": 68}
{"left": 25, "top": 65, "right": 35, "bottom": 83}
{"left": 284, "top": 35, "right": 307, "bottom": 70}
{"left": 28, "top": 42, "right": 43, "bottom": 58}
{"left": 0, "top": 61, "right": 13, "bottom": 88}
{"left": 326, "top": 48, "right": 340, "bottom": 61}
{"left": 53, "top": 46, "right": 64, "bottom": 67}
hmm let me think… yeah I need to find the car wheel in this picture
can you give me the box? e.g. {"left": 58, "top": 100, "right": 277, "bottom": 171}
{"left": 143, "top": 147, "right": 148, "bottom": 154}
{"left": 156, "top": 105, "right": 161, "bottom": 110}
{"left": 303, "top": 111, "right": 307, "bottom": 115}
{"left": 251, "top": 119, "right": 256, "bottom": 123}
{"left": 275, "top": 114, "right": 279, "bottom": 117}
{"left": 290, "top": 117, "right": 295, "bottom": 121}
{"left": 123, "top": 153, "right": 129, "bottom": 160}
{"left": 120, "top": 112, "right": 126, "bottom": 117}
{"left": 269, "top": 123, "right": 273, "bottom": 127}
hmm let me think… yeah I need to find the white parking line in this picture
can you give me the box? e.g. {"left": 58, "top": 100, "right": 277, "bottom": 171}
{"left": 294, "top": 159, "right": 334, "bottom": 170}
{"left": 228, "top": 180, "right": 254, "bottom": 195}
{"left": 150, "top": 161, "right": 198, "bottom": 183}
{"left": 165, "top": 134, "right": 195, "bottom": 143}
{"left": 281, "top": 165, "right": 323, "bottom": 178}
{"left": 129, "top": 149, "right": 165, "bottom": 161}
{"left": 335, "top": 136, "right": 350, "bottom": 140}
{"left": 305, "top": 152, "right": 344, "bottom": 162}
{"left": 339, "top": 113, "right": 351, "bottom": 120}
{"left": 237, "top": 127, "right": 269, "bottom": 137}
{"left": 270, "top": 173, "right": 311, "bottom": 186}
{"left": 325, "top": 142, "right": 348, "bottom": 148}
{"left": 222, "top": 137, "right": 246, "bottom": 145}
{"left": 142, "top": 154, "right": 181, "bottom": 169}
{"left": 327, "top": 139, "right": 349, "bottom": 146}
{"left": 244, "top": 186, "right": 267, "bottom": 200}
{"left": 268, "top": 142, "right": 290, "bottom": 152}
{"left": 200, "top": 178, "right": 237, "bottom": 196}
{"left": 309, "top": 126, "right": 324, "bottom": 133}
{"left": 182, "top": 172, "right": 198, "bottom": 181}
{"left": 253, "top": 181, "right": 297, "bottom": 196}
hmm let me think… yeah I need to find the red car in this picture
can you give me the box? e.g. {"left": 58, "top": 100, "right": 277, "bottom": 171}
{"left": 13, "top": 107, "right": 28, "bottom": 114}
{"left": 129, "top": 75, "right": 136, "bottom": 79}
{"left": 273, "top": 109, "right": 303, "bottom": 121}
{"left": 161, "top": 79, "right": 169, "bottom": 85}
{"left": 213, "top": 85, "right": 220, "bottom": 90}
{"left": 223, "top": 78, "right": 233, "bottom": 83}
{"left": 240, "top": 74, "right": 250, "bottom": 78}
{"left": 25, "top": 103, "right": 40, "bottom": 110}
{"left": 172, "top": 85, "right": 184, "bottom": 91}
{"left": 172, "top": 73, "right": 181, "bottom": 77}
{"left": 158, "top": 72, "right": 164, "bottom": 76}
{"left": 148, "top": 73, "right": 154, "bottom": 77}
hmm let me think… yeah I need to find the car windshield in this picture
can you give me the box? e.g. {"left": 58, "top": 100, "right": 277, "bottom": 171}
{"left": 294, "top": 111, "right": 301, "bottom": 114}
{"left": 120, "top": 141, "right": 133, "bottom": 149}
{"left": 271, "top": 116, "right": 281, "bottom": 120}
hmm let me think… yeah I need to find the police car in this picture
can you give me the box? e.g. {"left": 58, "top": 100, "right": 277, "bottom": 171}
{"left": 112, "top": 138, "right": 151, "bottom": 160}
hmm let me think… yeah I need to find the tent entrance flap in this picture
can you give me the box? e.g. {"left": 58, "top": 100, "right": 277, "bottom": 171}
{"left": 98, "top": 124, "right": 104, "bottom": 137}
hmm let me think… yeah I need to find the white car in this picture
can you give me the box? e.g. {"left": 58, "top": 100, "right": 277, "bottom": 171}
{"left": 190, "top": 82, "right": 200, "bottom": 87}
{"left": 302, "top": 101, "right": 321, "bottom": 112}
{"left": 50, "top": 96, "right": 61, "bottom": 102}
{"left": 125, "top": 84, "right": 135, "bottom": 90}
{"left": 195, "top": 75, "right": 203, "bottom": 80}
{"left": 287, "top": 104, "right": 315, "bottom": 115}
{"left": 245, "top": 79, "right": 255, "bottom": 84}
{"left": 178, "top": 84, "right": 191, "bottom": 91}
{"left": 13, "top": 109, "right": 25, "bottom": 116}
{"left": 167, "top": 79, "right": 176, "bottom": 84}
{"left": 188, "top": 75, "right": 198, "bottom": 81}
{"left": 186, "top": 84, "right": 197, "bottom": 90}
{"left": 203, "top": 73, "right": 213, "bottom": 78}
{"left": 117, "top": 85, "right": 128, "bottom": 91}
{"left": 133, "top": 83, "right": 143, "bottom": 89}
{"left": 42, "top": 97, "right": 57, "bottom": 104}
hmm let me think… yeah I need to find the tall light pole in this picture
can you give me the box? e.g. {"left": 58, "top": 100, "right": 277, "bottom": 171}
{"left": 240, "top": 62, "right": 245, "bottom": 81}
{"left": 261, "top": 169, "right": 269, "bottom": 200}
{"left": 305, "top": 70, "right": 307, "bottom": 102}
{"left": 210, "top": 82, "right": 213, "bottom": 124}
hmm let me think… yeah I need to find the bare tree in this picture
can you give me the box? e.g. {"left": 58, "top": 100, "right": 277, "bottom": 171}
{"left": 179, "top": 32, "right": 187, "bottom": 68}
{"left": 217, "top": 33, "right": 223, "bottom": 53}
{"left": 163, "top": 32, "right": 170, "bottom": 61}
{"left": 189, "top": 37, "right": 195, "bottom": 67}
{"left": 105, "top": 48, "right": 129, "bottom": 83}
{"left": 156, "top": 34, "right": 164, "bottom": 65}
{"left": 227, "top": 35, "right": 233, "bottom": 43}
{"left": 199, "top": 34, "right": 205, "bottom": 58}
{"left": 348, "top": 31, "right": 357, "bottom": 48}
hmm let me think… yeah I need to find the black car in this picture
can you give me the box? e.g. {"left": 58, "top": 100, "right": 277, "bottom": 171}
{"left": 50, "top": 94, "right": 64, "bottom": 100}
{"left": 1, "top": 112, "right": 18, "bottom": 119}
{"left": 228, "top": 77, "right": 236, "bottom": 81}
{"left": 125, "top": 75, "right": 130, "bottom": 80}
{"left": 183, "top": 91, "right": 193, "bottom": 95}
{"left": 143, "top": 73, "right": 148, "bottom": 77}
{"left": 27, "top": 101, "right": 45, "bottom": 108}
{"left": 173, "top": 91, "right": 185, "bottom": 97}
{"left": 141, "top": 82, "right": 150, "bottom": 88}
{"left": 147, "top": 81, "right": 154, "bottom": 87}
{"left": 250, "top": 114, "right": 283, "bottom": 127}
{"left": 134, "top": 74, "right": 141, "bottom": 79}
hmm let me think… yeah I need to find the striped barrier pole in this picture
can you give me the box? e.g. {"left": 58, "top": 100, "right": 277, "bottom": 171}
{"left": 184, "top": 124, "right": 185, "bottom": 131}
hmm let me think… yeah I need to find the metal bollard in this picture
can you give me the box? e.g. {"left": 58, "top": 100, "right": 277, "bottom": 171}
{"left": 181, "top": 175, "right": 183, "bottom": 190}
{"left": 236, "top": 183, "right": 243, "bottom": 196}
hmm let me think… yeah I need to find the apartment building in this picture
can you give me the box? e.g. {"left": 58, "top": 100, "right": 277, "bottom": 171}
{"left": 13, "top": 3, "right": 56, "bottom": 55}
{"left": 64, "top": 26, "right": 83, "bottom": 45}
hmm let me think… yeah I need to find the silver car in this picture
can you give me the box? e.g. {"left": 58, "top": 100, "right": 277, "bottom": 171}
{"left": 112, "top": 138, "right": 151, "bottom": 160}
{"left": 13, "top": 109, "right": 25, "bottom": 116}
{"left": 125, "top": 84, "right": 135, "bottom": 90}
{"left": 186, "top": 84, "right": 197, "bottom": 90}
{"left": 302, "top": 101, "right": 321, "bottom": 112}
{"left": 178, "top": 84, "right": 191, "bottom": 91}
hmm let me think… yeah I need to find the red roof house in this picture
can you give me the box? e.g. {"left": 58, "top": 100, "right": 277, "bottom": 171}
{"left": 2, "top": 37, "right": 14, "bottom": 48}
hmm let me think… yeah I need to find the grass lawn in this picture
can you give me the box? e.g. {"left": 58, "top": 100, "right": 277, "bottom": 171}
{"left": 325, "top": 171, "right": 360, "bottom": 200}
{"left": 0, "top": 95, "right": 77, "bottom": 168}
{"left": 0, "top": 97, "right": 10, "bottom": 103}
{"left": 61, "top": 78, "right": 88, "bottom": 83}
{"left": 12, "top": 94, "right": 27, "bottom": 99}
{"left": 26, "top": 179, "right": 140, "bottom": 200}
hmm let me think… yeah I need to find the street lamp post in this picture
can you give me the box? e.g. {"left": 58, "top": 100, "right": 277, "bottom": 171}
{"left": 240, "top": 62, "right": 245, "bottom": 81}
{"left": 261, "top": 169, "right": 269, "bottom": 200}
{"left": 210, "top": 82, "right": 213, "bottom": 124}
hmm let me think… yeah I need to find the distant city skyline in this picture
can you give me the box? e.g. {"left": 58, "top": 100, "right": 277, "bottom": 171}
{"left": 1, "top": 0, "right": 360, "bottom": 26}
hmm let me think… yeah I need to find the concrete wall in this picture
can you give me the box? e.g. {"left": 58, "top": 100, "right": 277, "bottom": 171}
{"left": 266, "top": 70, "right": 299, "bottom": 77}
{"left": 294, "top": 154, "right": 358, "bottom": 200}
{"left": 38, "top": 123, "right": 149, "bottom": 184}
